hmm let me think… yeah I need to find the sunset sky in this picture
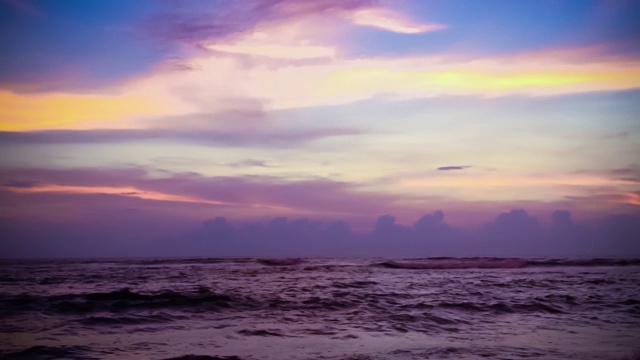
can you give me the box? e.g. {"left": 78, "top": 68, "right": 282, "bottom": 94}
{"left": 1, "top": 0, "right": 639, "bottom": 257}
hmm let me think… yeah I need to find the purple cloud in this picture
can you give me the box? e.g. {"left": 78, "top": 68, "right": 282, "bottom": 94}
{"left": 228, "top": 159, "right": 269, "bottom": 168}
{"left": 3, "top": 205, "right": 639, "bottom": 258}
{"left": 146, "top": 0, "right": 375, "bottom": 45}
{"left": 437, "top": 166, "right": 471, "bottom": 171}
{"left": 3, "top": 179, "right": 40, "bottom": 188}
{"left": 609, "top": 167, "right": 640, "bottom": 183}
{"left": 2, "top": 166, "right": 640, "bottom": 258}
{"left": 0, "top": 166, "right": 399, "bottom": 225}
{"left": 574, "top": 166, "right": 640, "bottom": 183}
{"left": 0, "top": 127, "right": 365, "bottom": 147}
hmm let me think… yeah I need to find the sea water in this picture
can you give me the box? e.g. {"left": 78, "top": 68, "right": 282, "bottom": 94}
{"left": 1, "top": 257, "right": 639, "bottom": 359}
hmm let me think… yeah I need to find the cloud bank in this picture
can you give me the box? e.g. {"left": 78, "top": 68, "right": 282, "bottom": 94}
{"left": 1, "top": 208, "right": 638, "bottom": 259}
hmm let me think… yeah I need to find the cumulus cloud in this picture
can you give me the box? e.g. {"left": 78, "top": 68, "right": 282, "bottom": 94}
{"left": 1, "top": 165, "right": 640, "bottom": 258}
{"left": 414, "top": 210, "right": 447, "bottom": 233}
{"left": 3, "top": 206, "right": 639, "bottom": 258}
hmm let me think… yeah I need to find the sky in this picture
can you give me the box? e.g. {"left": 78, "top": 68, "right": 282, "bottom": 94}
{"left": 1, "top": 0, "right": 639, "bottom": 258}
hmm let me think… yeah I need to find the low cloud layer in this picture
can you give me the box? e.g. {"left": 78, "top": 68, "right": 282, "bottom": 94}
{"left": 1, "top": 208, "right": 638, "bottom": 259}
{"left": 1, "top": 166, "right": 638, "bottom": 258}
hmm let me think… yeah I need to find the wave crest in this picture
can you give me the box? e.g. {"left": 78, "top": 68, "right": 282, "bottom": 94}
{"left": 375, "top": 258, "right": 527, "bottom": 270}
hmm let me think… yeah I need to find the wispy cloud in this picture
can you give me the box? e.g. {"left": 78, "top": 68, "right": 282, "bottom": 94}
{"left": 133, "top": 48, "right": 640, "bottom": 112}
{"left": 0, "top": 167, "right": 398, "bottom": 220}
{"left": 0, "top": 127, "right": 365, "bottom": 147}
{"left": 348, "top": 7, "right": 445, "bottom": 34}
{"left": 145, "top": 0, "right": 375, "bottom": 45}
{"left": 209, "top": 44, "right": 337, "bottom": 60}
{"left": 3, "top": 2, "right": 640, "bottom": 131}
{"left": 437, "top": 166, "right": 470, "bottom": 171}
{"left": 229, "top": 159, "right": 269, "bottom": 168}
{"left": 7, "top": 183, "right": 233, "bottom": 207}
{"left": 2, "top": 166, "right": 638, "bottom": 231}
{"left": 2, "top": 179, "right": 40, "bottom": 188}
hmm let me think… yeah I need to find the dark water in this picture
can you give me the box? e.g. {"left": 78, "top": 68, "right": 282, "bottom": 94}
{"left": 1, "top": 257, "right": 639, "bottom": 359}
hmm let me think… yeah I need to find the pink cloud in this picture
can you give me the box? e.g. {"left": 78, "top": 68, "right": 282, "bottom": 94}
{"left": 348, "top": 7, "right": 445, "bottom": 34}
{"left": 2, "top": 166, "right": 638, "bottom": 231}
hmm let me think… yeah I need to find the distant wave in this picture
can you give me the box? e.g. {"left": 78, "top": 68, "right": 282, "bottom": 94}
{"left": 526, "top": 258, "right": 640, "bottom": 267}
{"left": 161, "top": 356, "right": 242, "bottom": 360}
{"left": 257, "top": 258, "right": 304, "bottom": 266}
{"left": 375, "top": 258, "right": 527, "bottom": 269}
{"left": 374, "top": 257, "right": 640, "bottom": 270}
{"left": 5, "top": 257, "right": 639, "bottom": 269}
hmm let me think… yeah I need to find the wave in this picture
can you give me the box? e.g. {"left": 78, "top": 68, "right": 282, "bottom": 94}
{"left": 375, "top": 258, "right": 527, "bottom": 269}
{"left": 332, "top": 280, "right": 378, "bottom": 289}
{"left": 0, "top": 345, "right": 96, "bottom": 360}
{"left": 7, "top": 257, "right": 639, "bottom": 269}
{"left": 77, "top": 312, "right": 183, "bottom": 326}
{"left": 438, "top": 301, "right": 564, "bottom": 314}
{"left": 257, "top": 258, "right": 304, "bottom": 266}
{"left": 0, "top": 288, "right": 247, "bottom": 315}
{"left": 121, "top": 258, "right": 255, "bottom": 266}
{"left": 237, "top": 329, "right": 291, "bottom": 337}
{"left": 525, "top": 258, "right": 640, "bottom": 267}
{"left": 161, "top": 356, "right": 242, "bottom": 360}
{"left": 374, "top": 257, "right": 640, "bottom": 270}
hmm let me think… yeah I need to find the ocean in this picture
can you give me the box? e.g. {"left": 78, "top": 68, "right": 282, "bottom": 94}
{"left": 0, "top": 257, "right": 639, "bottom": 360}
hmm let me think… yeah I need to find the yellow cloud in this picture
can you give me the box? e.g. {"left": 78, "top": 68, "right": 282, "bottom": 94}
{"left": 395, "top": 174, "right": 639, "bottom": 204}
{"left": 177, "top": 46, "right": 640, "bottom": 110}
{"left": 310, "top": 61, "right": 640, "bottom": 107}
{"left": 4, "top": 4, "right": 640, "bottom": 131}
{"left": 0, "top": 91, "right": 171, "bottom": 131}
